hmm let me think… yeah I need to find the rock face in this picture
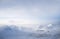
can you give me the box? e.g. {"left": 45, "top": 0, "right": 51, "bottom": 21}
{"left": 0, "top": 24, "right": 60, "bottom": 39}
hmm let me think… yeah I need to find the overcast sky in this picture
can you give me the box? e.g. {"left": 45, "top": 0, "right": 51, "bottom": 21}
{"left": 0, "top": 0, "right": 60, "bottom": 25}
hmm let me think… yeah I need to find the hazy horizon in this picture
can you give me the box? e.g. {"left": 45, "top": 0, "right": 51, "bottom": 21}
{"left": 0, "top": 0, "right": 60, "bottom": 26}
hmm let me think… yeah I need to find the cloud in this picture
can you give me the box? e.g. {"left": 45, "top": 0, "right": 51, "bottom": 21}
{"left": 0, "top": 6, "right": 41, "bottom": 24}
{"left": 0, "top": 0, "right": 60, "bottom": 24}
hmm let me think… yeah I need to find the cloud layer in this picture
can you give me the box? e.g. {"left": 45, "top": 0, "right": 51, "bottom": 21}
{"left": 0, "top": 0, "right": 60, "bottom": 24}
